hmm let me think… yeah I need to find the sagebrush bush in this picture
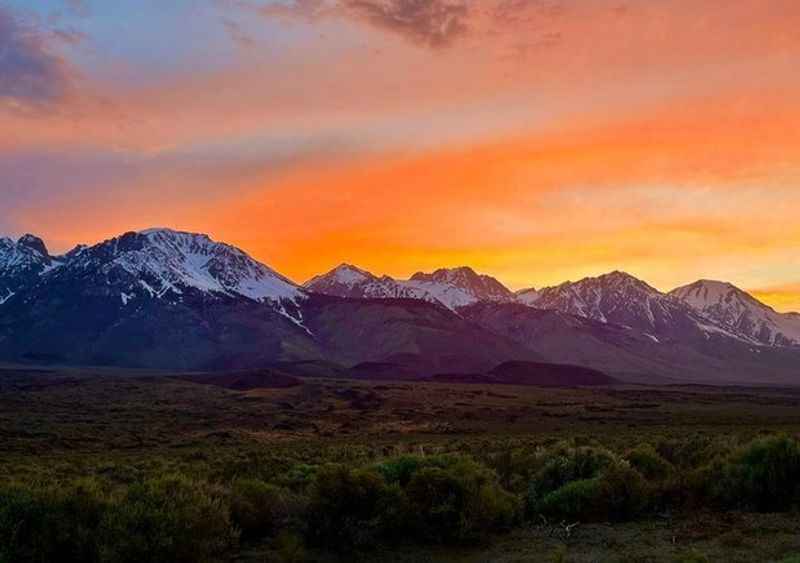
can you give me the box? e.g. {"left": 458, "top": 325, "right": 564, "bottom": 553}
{"left": 0, "top": 480, "right": 107, "bottom": 563}
{"left": 405, "top": 457, "right": 519, "bottom": 543}
{"left": 526, "top": 445, "right": 616, "bottom": 514}
{"left": 376, "top": 455, "right": 427, "bottom": 486}
{"left": 306, "top": 465, "right": 405, "bottom": 551}
{"left": 6, "top": 434, "right": 800, "bottom": 561}
{"left": 98, "top": 475, "right": 237, "bottom": 563}
{"left": 230, "top": 479, "right": 305, "bottom": 540}
{"left": 707, "top": 435, "right": 800, "bottom": 512}
{"left": 626, "top": 444, "right": 673, "bottom": 481}
{"left": 536, "top": 461, "right": 648, "bottom": 522}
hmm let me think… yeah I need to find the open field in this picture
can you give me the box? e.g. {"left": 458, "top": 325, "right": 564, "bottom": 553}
{"left": 2, "top": 367, "right": 800, "bottom": 562}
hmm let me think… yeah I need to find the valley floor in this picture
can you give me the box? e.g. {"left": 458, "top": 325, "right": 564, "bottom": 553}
{"left": 2, "top": 367, "right": 800, "bottom": 562}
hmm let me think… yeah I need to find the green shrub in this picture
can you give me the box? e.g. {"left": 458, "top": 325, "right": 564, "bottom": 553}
{"left": 0, "top": 486, "right": 48, "bottom": 563}
{"left": 707, "top": 435, "right": 800, "bottom": 511}
{"left": 657, "top": 436, "right": 735, "bottom": 470}
{"left": 375, "top": 455, "right": 426, "bottom": 486}
{"left": 626, "top": 444, "right": 673, "bottom": 481}
{"left": 306, "top": 465, "right": 404, "bottom": 551}
{"left": 230, "top": 479, "right": 305, "bottom": 541}
{"left": 405, "top": 457, "right": 519, "bottom": 543}
{"left": 537, "top": 461, "right": 648, "bottom": 522}
{"left": 0, "top": 480, "right": 107, "bottom": 563}
{"left": 276, "top": 464, "right": 318, "bottom": 493}
{"left": 537, "top": 478, "right": 600, "bottom": 521}
{"left": 526, "top": 446, "right": 616, "bottom": 513}
{"left": 99, "top": 475, "right": 237, "bottom": 563}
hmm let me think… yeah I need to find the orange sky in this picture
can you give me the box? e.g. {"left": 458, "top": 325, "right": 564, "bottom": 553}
{"left": 3, "top": 0, "right": 800, "bottom": 310}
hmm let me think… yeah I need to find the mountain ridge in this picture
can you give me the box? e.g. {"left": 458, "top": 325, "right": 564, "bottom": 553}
{"left": 2, "top": 228, "right": 800, "bottom": 383}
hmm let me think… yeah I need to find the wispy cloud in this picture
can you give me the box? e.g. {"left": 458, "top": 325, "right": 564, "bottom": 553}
{"left": 221, "top": 17, "right": 256, "bottom": 48}
{"left": 0, "top": 5, "right": 77, "bottom": 112}
{"left": 345, "top": 0, "right": 470, "bottom": 48}
{"left": 63, "top": 0, "right": 91, "bottom": 18}
{"left": 220, "top": 0, "right": 569, "bottom": 54}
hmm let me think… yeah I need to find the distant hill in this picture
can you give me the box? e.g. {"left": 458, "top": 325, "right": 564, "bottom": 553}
{"left": 488, "top": 361, "right": 617, "bottom": 387}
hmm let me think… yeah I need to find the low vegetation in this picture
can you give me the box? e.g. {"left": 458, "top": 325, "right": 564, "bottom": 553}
{"left": 3, "top": 370, "right": 800, "bottom": 561}
{"left": 3, "top": 435, "right": 800, "bottom": 561}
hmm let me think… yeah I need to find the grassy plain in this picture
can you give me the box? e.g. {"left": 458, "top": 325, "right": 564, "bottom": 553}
{"left": 2, "top": 367, "right": 800, "bottom": 562}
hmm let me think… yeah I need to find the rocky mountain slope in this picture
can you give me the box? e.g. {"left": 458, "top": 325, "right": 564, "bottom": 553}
{"left": 2, "top": 228, "right": 799, "bottom": 383}
{"left": 305, "top": 265, "right": 514, "bottom": 310}
{"left": 524, "top": 271, "right": 757, "bottom": 345}
{"left": 670, "top": 280, "right": 800, "bottom": 347}
{"left": 0, "top": 234, "right": 60, "bottom": 303}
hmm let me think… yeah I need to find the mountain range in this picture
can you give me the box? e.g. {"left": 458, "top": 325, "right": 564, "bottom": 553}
{"left": 1, "top": 228, "right": 799, "bottom": 385}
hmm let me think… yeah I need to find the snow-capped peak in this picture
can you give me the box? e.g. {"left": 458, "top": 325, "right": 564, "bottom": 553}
{"left": 305, "top": 263, "right": 376, "bottom": 289}
{"left": 17, "top": 234, "right": 49, "bottom": 256}
{"left": 529, "top": 270, "right": 704, "bottom": 337}
{"left": 57, "top": 229, "right": 303, "bottom": 307}
{"left": 670, "top": 280, "right": 800, "bottom": 346}
{"left": 408, "top": 266, "right": 516, "bottom": 306}
{"left": 0, "top": 234, "right": 56, "bottom": 303}
{"left": 305, "top": 264, "right": 514, "bottom": 310}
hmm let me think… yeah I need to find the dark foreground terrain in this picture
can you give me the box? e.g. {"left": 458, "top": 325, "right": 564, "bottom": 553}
{"left": 2, "top": 366, "right": 800, "bottom": 562}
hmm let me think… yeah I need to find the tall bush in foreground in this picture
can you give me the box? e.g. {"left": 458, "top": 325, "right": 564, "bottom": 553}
{"left": 707, "top": 435, "right": 800, "bottom": 512}
{"left": 99, "top": 475, "right": 237, "bottom": 563}
{"left": 0, "top": 480, "right": 106, "bottom": 563}
{"left": 405, "top": 457, "right": 519, "bottom": 543}
{"left": 306, "top": 465, "right": 404, "bottom": 551}
{"left": 230, "top": 479, "right": 305, "bottom": 541}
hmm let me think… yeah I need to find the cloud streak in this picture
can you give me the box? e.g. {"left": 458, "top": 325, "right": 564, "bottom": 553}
{"left": 0, "top": 5, "right": 76, "bottom": 111}
{"left": 345, "top": 0, "right": 470, "bottom": 48}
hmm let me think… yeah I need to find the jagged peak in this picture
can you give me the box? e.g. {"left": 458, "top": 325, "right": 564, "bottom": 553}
{"left": 540, "top": 270, "right": 658, "bottom": 295}
{"left": 17, "top": 234, "right": 49, "bottom": 257}
{"left": 304, "top": 263, "right": 377, "bottom": 288}
{"left": 138, "top": 227, "right": 203, "bottom": 237}
{"left": 671, "top": 279, "right": 769, "bottom": 310}
{"left": 676, "top": 279, "right": 738, "bottom": 292}
{"left": 597, "top": 270, "right": 644, "bottom": 283}
{"left": 410, "top": 266, "right": 484, "bottom": 284}
{"left": 516, "top": 286, "right": 538, "bottom": 295}
{"left": 334, "top": 263, "right": 373, "bottom": 275}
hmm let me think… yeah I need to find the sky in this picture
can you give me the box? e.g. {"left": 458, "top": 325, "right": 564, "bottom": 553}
{"left": 2, "top": 0, "right": 799, "bottom": 310}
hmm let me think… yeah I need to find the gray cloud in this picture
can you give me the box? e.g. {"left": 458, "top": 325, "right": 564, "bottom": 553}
{"left": 0, "top": 6, "right": 76, "bottom": 111}
{"left": 221, "top": 17, "right": 257, "bottom": 48}
{"left": 63, "top": 0, "right": 91, "bottom": 18}
{"left": 222, "top": 0, "right": 470, "bottom": 49}
{"left": 344, "top": 0, "right": 469, "bottom": 48}
{"left": 223, "top": 0, "right": 572, "bottom": 54}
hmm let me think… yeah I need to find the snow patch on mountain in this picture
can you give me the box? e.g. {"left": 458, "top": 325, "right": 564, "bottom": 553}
{"left": 670, "top": 280, "right": 800, "bottom": 346}
{"left": 25, "top": 229, "right": 308, "bottom": 329}
{"left": 305, "top": 265, "right": 514, "bottom": 310}
{"left": 516, "top": 287, "right": 540, "bottom": 306}
{"left": 113, "top": 229, "right": 303, "bottom": 303}
{"left": 0, "top": 234, "right": 58, "bottom": 302}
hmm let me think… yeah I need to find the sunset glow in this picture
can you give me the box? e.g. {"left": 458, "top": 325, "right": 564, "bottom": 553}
{"left": 3, "top": 0, "right": 800, "bottom": 309}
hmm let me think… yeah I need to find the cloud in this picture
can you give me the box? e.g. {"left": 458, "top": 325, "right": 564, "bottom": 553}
{"left": 222, "top": 0, "right": 571, "bottom": 54}
{"left": 0, "top": 6, "right": 76, "bottom": 111}
{"left": 344, "top": 0, "right": 470, "bottom": 48}
{"left": 63, "top": 0, "right": 91, "bottom": 18}
{"left": 491, "top": 0, "right": 563, "bottom": 25}
{"left": 225, "top": 0, "right": 469, "bottom": 48}
{"left": 256, "top": 0, "right": 330, "bottom": 19}
{"left": 51, "top": 27, "right": 88, "bottom": 46}
{"left": 221, "top": 17, "right": 256, "bottom": 48}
